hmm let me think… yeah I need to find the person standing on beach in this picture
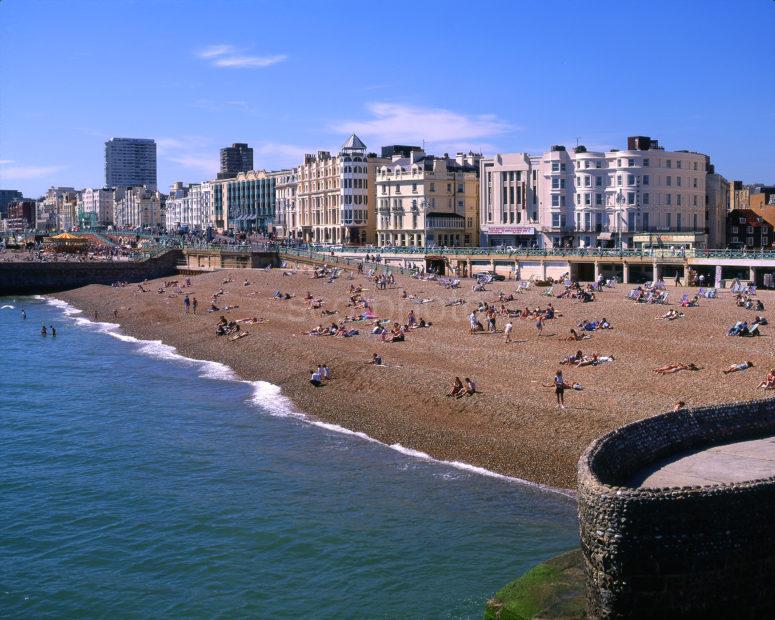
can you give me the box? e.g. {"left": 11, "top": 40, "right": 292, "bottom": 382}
{"left": 184, "top": 294, "right": 191, "bottom": 314}
{"left": 504, "top": 320, "right": 513, "bottom": 342}
{"left": 94, "top": 310, "right": 98, "bottom": 321}
{"left": 674, "top": 272, "right": 683, "bottom": 287}
{"left": 192, "top": 297, "right": 198, "bottom": 315}
{"left": 554, "top": 370, "right": 565, "bottom": 409}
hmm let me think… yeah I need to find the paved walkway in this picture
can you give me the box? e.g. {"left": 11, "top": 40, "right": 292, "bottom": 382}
{"left": 630, "top": 436, "right": 775, "bottom": 488}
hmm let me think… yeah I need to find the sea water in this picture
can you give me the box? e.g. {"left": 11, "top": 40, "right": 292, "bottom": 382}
{"left": 0, "top": 297, "right": 578, "bottom": 619}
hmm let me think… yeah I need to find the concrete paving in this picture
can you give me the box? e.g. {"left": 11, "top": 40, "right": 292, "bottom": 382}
{"left": 630, "top": 436, "right": 775, "bottom": 488}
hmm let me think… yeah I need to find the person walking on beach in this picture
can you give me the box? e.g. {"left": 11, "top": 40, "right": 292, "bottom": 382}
{"left": 674, "top": 272, "right": 683, "bottom": 287}
{"left": 192, "top": 297, "right": 198, "bottom": 315}
{"left": 504, "top": 320, "right": 513, "bottom": 342}
{"left": 536, "top": 316, "right": 544, "bottom": 337}
{"left": 184, "top": 294, "right": 191, "bottom": 314}
{"left": 553, "top": 370, "right": 565, "bottom": 409}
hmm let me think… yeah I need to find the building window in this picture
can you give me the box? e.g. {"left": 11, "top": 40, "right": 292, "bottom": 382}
{"left": 627, "top": 192, "right": 635, "bottom": 205}
{"left": 628, "top": 174, "right": 635, "bottom": 185}
{"left": 643, "top": 174, "right": 649, "bottom": 185}
{"left": 617, "top": 158, "right": 621, "bottom": 167}
{"left": 551, "top": 195, "right": 559, "bottom": 207}
{"left": 595, "top": 193, "right": 602, "bottom": 206}
{"left": 595, "top": 176, "right": 602, "bottom": 187}
{"left": 585, "top": 193, "right": 591, "bottom": 205}
{"left": 666, "top": 194, "right": 672, "bottom": 205}
{"left": 666, "top": 160, "right": 672, "bottom": 168}
{"left": 677, "top": 194, "right": 682, "bottom": 206}
{"left": 732, "top": 236, "right": 739, "bottom": 243}
{"left": 552, "top": 213, "right": 561, "bottom": 227}
{"left": 643, "top": 213, "right": 650, "bottom": 229}
{"left": 677, "top": 160, "right": 682, "bottom": 169}
{"left": 429, "top": 183, "right": 435, "bottom": 192}
{"left": 551, "top": 162, "right": 559, "bottom": 172}
{"left": 732, "top": 226, "right": 739, "bottom": 233}
{"left": 666, "top": 176, "right": 672, "bottom": 186}
{"left": 595, "top": 160, "right": 602, "bottom": 168}
{"left": 747, "top": 226, "right": 754, "bottom": 234}
{"left": 616, "top": 175, "right": 622, "bottom": 186}
{"left": 666, "top": 213, "right": 672, "bottom": 228}
{"left": 763, "top": 226, "right": 769, "bottom": 234}
{"left": 747, "top": 237, "right": 755, "bottom": 246}
{"left": 628, "top": 159, "right": 634, "bottom": 166}
{"left": 560, "top": 164, "right": 566, "bottom": 172}
{"left": 764, "top": 237, "right": 769, "bottom": 246}
{"left": 552, "top": 178, "right": 560, "bottom": 189}
{"left": 739, "top": 217, "right": 746, "bottom": 224}
{"left": 676, "top": 214, "right": 682, "bottom": 229}
{"left": 677, "top": 176, "right": 682, "bottom": 187}
{"left": 643, "top": 158, "right": 650, "bottom": 167}
{"left": 584, "top": 176, "right": 591, "bottom": 187}
{"left": 693, "top": 195, "right": 698, "bottom": 206}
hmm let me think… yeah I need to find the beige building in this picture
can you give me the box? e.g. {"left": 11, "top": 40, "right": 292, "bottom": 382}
{"left": 114, "top": 186, "right": 165, "bottom": 230}
{"left": 375, "top": 147, "right": 480, "bottom": 247}
{"left": 274, "top": 168, "right": 298, "bottom": 240}
{"left": 293, "top": 134, "right": 385, "bottom": 245}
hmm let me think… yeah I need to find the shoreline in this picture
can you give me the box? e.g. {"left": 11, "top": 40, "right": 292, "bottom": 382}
{"left": 43, "top": 294, "right": 576, "bottom": 499}
{"left": 47, "top": 268, "right": 775, "bottom": 489}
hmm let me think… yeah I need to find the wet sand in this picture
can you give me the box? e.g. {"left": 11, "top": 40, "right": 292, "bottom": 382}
{"left": 55, "top": 268, "right": 775, "bottom": 489}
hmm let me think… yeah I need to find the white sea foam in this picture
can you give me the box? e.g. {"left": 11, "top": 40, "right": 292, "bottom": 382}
{"left": 1, "top": 304, "right": 15, "bottom": 310}
{"left": 43, "top": 295, "right": 574, "bottom": 499}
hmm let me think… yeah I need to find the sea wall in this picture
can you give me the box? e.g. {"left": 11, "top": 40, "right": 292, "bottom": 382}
{"left": 0, "top": 250, "right": 182, "bottom": 295}
{"left": 577, "top": 399, "right": 775, "bottom": 618}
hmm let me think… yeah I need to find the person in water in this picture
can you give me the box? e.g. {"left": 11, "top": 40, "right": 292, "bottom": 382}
{"left": 41, "top": 324, "right": 47, "bottom": 336}
{"left": 21, "top": 309, "right": 26, "bottom": 320}
{"left": 50, "top": 325, "right": 56, "bottom": 337}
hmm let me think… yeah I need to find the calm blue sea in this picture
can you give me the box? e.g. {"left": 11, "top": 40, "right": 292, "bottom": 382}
{"left": 0, "top": 296, "right": 577, "bottom": 619}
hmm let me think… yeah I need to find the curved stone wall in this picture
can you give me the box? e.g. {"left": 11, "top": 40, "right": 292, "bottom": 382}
{"left": 578, "top": 399, "right": 775, "bottom": 618}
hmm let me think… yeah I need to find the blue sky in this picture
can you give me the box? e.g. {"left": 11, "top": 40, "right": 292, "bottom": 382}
{"left": 1, "top": 0, "right": 773, "bottom": 197}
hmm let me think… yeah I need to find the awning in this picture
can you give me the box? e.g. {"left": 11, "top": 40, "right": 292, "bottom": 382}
{"left": 597, "top": 232, "right": 612, "bottom": 240}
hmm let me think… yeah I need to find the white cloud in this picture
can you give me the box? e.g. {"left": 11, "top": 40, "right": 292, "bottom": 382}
{"left": 197, "top": 44, "right": 287, "bottom": 69}
{"left": 212, "top": 54, "right": 287, "bottom": 68}
{"left": 330, "top": 103, "right": 515, "bottom": 151}
{"left": 0, "top": 163, "right": 67, "bottom": 180}
{"left": 0, "top": 159, "right": 14, "bottom": 165}
{"left": 198, "top": 44, "right": 236, "bottom": 59}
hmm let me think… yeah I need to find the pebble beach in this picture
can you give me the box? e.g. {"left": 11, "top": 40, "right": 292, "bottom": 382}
{"left": 56, "top": 267, "right": 775, "bottom": 489}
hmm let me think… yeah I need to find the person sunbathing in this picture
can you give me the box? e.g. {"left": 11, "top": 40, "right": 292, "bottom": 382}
{"left": 653, "top": 363, "right": 701, "bottom": 375}
{"left": 447, "top": 377, "right": 465, "bottom": 398}
{"left": 566, "top": 328, "right": 591, "bottom": 341}
{"left": 308, "top": 324, "right": 327, "bottom": 336}
{"left": 657, "top": 309, "right": 684, "bottom": 320}
{"left": 321, "top": 309, "right": 337, "bottom": 316}
{"left": 576, "top": 354, "right": 614, "bottom": 367}
{"left": 561, "top": 350, "right": 584, "bottom": 365}
{"left": 723, "top": 361, "right": 754, "bottom": 374}
{"left": 757, "top": 369, "right": 775, "bottom": 389}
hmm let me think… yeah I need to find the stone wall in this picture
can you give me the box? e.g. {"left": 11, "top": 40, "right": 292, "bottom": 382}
{"left": 0, "top": 250, "right": 182, "bottom": 295}
{"left": 578, "top": 399, "right": 775, "bottom": 618}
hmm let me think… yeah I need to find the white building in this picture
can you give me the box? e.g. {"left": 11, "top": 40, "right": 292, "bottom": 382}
{"left": 274, "top": 169, "right": 298, "bottom": 240}
{"left": 105, "top": 138, "right": 157, "bottom": 190}
{"left": 481, "top": 136, "right": 724, "bottom": 249}
{"left": 165, "top": 181, "right": 211, "bottom": 231}
{"left": 80, "top": 188, "right": 115, "bottom": 226}
{"left": 114, "top": 186, "right": 165, "bottom": 230}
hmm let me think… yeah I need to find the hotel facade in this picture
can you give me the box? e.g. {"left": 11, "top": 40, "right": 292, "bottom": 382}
{"left": 375, "top": 147, "right": 480, "bottom": 247}
{"left": 480, "top": 136, "right": 728, "bottom": 249}
{"left": 210, "top": 170, "right": 276, "bottom": 233}
{"left": 290, "top": 134, "right": 384, "bottom": 245}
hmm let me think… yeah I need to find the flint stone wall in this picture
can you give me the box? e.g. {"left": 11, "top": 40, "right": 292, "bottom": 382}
{"left": 578, "top": 399, "right": 775, "bottom": 619}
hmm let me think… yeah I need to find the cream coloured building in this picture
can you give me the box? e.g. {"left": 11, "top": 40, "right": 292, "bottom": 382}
{"left": 274, "top": 168, "right": 298, "bottom": 240}
{"left": 293, "top": 134, "right": 385, "bottom": 245}
{"left": 375, "top": 147, "right": 480, "bottom": 247}
{"left": 481, "top": 136, "right": 725, "bottom": 249}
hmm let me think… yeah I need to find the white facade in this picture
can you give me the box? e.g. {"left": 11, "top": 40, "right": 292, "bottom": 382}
{"left": 114, "top": 186, "right": 165, "bottom": 230}
{"left": 274, "top": 169, "right": 298, "bottom": 240}
{"left": 481, "top": 137, "right": 720, "bottom": 249}
{"left": 165, "top": 182, "right": 211, "bottom": 231}
{"left": 38, "top": 186, "right": 77, "bottom": 231}
{"left": 80, "top": 188, "right": 115, "bottom": 225}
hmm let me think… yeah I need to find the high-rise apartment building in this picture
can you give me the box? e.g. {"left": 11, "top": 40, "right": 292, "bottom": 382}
{"left": 219, "top": 143, "right": 253, "bottom": 179}
{"left": 105, "top": 138, "right": 157, "bottom": 189}
{"left": 480, "top": 136, "right": 726, "bottom": 249}
{"left": 375, "top": 148, "right": 481, "bottom": 247}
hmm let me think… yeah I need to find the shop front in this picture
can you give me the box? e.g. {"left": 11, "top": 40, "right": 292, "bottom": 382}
{"left": 481, "top": 225, "right": 537, "bottom": 248}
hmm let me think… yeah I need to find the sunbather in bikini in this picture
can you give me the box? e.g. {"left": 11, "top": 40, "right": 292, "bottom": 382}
{"left": 723, "top": 360, "right": 754, "bottom": 374}
{"left": 757, "top": 369, "right": 775, "bottom": 389}
{"left": 653, "top": 363, "right": 701, "bottom": 375}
